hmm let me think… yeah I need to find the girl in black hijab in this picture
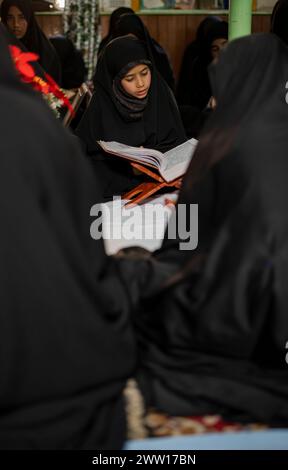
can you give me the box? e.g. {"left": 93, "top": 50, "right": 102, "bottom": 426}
{"left": 76, "top": 36, "right": 186, "bottom": 199}
{"left": 271, "top": 0, "right": 288, "bottom": 45}
{"left": 135, "top": 33, "right": 288, "bottom": 426}
{"left": 111, "top": 13, "right": 175, "bottom": 93}
{"left": 0, "top": 23, "right": 178, "bottom": 449}
{"left": 1, "top": 0, "right": 61, "bottom": 82}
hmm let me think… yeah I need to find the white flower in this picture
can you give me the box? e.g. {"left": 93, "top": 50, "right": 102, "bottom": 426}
{"left": 43, "top": 92, "right": 65, "bottom": 119}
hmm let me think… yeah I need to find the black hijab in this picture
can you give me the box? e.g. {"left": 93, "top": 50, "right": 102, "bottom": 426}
{"left": 271, "top": 0, "right": 288, "bottom": 45}
{"left": 177, "top": 16, "right": 221, "bottom": 104}
{"left": 97, "top": 6, "right": 134, "bottom": 56}
{"left": 1, "top": 0, "right": 61, "bottom": 81}
{"left": 0, "top": 20, "right": 48, "bottom": 81}
{"left": 77, "top": 36, "right": 185, "bottom": 153}
{"left": 0, "top": 25, "right": 137, "bottom": 449}
{"left": 111, "top": 13, "right": 175, "bottom": 92}
{"left": 182, "top": 20, "right": 228, "bottom": 109}
{"left": 136, "top": 34, "right": 288, "bottom": 425}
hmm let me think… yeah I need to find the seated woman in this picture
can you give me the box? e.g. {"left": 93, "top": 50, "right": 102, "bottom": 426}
{"left": 0, "top": 23, "right": 178, "bottom": 449}
{"left": 76, "top": 36, "right": 186, "bottom": 200}
{"left": 1, "top": 0, "right": 61, "bottom": 82}
{"left": 111, "top": 13, "right": 175, "bottom": 93}
{"left": 134, "top": 33, "right": 288, "bottom": 427}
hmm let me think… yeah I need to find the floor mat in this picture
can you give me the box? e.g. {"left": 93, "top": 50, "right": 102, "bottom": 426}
{"left": 124, "top": 379, "right": 268, "bottom": 440}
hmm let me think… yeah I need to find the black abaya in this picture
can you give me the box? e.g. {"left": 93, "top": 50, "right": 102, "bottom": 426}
{"left": 0, "top": 27, "right": 177, "bottom": 449}
{"left": 136, "top": 34, "right": 288, "bottom": 426}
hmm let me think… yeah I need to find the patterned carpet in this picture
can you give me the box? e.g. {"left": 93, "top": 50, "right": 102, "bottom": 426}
{"left": 124, "top": 379, "right": 268, "bottom": 440}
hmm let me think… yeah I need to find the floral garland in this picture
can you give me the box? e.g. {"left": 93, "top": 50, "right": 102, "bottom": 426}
{"left": 9, "top": 45, "right": 75, "bottom": 119}
{"left": 63, "top": 0, "right": 101, "bottom": 79}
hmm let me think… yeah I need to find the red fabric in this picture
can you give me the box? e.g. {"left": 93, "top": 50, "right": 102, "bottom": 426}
{"left": 9, "top": 45, "right": 74, "bottom": 116}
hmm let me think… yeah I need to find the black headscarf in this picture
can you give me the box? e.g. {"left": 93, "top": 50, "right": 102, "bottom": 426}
{"left": 180, "top": 20, "right": 228, "bottom": 108}
{"left": 0, "top": 24, "right": 137, "bottom": 449}
{"left": 177, "top": 16, "right": 222, "bottom": 104}
{"left": 1, "top": 0, "right": 61, "bottom": 82}
{"left": 0, "top": 19, "right": 48, "bottom": 82}
{"left": 77, "top": 36, "right": 185, "bottom": 153}
{"left": 271, "top": 0, "right": 288, "bottom": 45}
{"left": 107, "top": 37, "right": 151, "bottom": 122}
{"left": 97, "top": 6, "right": 134, "bottom": 56}
{"left": 111, "top": 13, "right": 175, "bottom": 92}
{"left": 136, "top": 34, "right": 288, "bottom": 426}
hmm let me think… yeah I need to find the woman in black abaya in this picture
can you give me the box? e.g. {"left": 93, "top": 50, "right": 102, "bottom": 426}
{"left": 76, "top": 36, "right": 186, "bottom": 199}
{"left": 0, "top": 25, "right": 177, "bottom": 449}
{"left": 136, "top": 33, "right": 288, "bottom": 426}
{"left": 1, "top": 0, "right": 61, "bottom": 82}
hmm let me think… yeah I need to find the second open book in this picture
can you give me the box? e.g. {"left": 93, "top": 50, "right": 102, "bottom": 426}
{"left": 97, "top": 138, "right": 198, "bottom": 183}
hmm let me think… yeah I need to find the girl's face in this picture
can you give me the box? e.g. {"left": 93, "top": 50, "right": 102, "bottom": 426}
{"left": 211, "top": 38, "right": 228, "bottom": 60}
{"left": 6, "top": 6, "right": 28, "bottom": 39}
{"left": 120, "top": 63, "right": 151, "bottom": 99}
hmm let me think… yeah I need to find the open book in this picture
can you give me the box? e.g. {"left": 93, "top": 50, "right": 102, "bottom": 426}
{"left": 97, "top": 138, "right": 198, "bottom": 183}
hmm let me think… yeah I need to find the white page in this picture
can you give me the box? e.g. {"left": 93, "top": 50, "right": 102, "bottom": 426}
{"left": 160, "top": 138, "right": 198, "bottom": 182}
{"left": 98, "top": 141, "right": 163, "bottom": 169}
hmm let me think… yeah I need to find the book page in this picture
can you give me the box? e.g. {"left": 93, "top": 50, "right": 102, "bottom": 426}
{"left": 98, "top": 141, "right": 163, "bottom": 169}
{"left": 160, "top": 138, "right": 198, "bottom": 182}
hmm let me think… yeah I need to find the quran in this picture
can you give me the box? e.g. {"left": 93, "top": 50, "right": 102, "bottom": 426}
{"left": 97, "top": 138, "right": 198, "bottom": 183}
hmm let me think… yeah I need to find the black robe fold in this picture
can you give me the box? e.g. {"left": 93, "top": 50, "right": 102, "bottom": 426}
{"left": 135, "top": 34, "right": 288, "bottom": 426}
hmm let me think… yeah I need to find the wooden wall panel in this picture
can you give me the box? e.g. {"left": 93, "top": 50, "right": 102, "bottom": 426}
{"left": 252, "top": 14, "right": 271, "bottom": 33}
{"left": 157, "top": 15, "right": 187, "bottom": 82}
{"left": 140, "top": 14, "right": 159, "bottom": 39}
